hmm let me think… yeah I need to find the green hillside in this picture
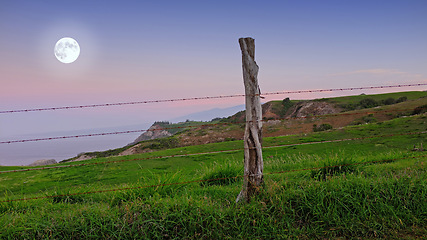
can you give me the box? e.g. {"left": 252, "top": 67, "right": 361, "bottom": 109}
{"left": 268, "top": 90, "right": 427, "bottom": 115}
{"left": 59, "top": 91, "right": 427, "bottom": 161}
{"left": 320, "top": 90, "right": 427, "bottom": 104}
{"left": 1, "top": 103, "right": 426, "bottom": 238}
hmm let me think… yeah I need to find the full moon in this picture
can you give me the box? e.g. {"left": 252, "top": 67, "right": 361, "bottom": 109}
{"left": 54, "top": 37, "right": 80, "bottom": 63}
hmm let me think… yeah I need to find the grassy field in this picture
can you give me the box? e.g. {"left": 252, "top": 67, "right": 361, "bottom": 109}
{"left": 1, "top": 94, "right": 426, "bottom": 239}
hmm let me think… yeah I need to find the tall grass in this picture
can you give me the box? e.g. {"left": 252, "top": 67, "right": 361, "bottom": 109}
{"left": 199, "top": 159, "right": 242, "bottom": 186}
{"left": 110, "top": 171, "right": 189, "bottom": 206}
{"left": 1, "top": 151, "right": 425, "bottom": 239}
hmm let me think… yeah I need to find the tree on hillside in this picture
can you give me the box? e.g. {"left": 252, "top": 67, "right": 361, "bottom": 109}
{"left": 396, "top": 96, "right": 407, "bottom": 103}
{"left": 381, "top": 98, "right": 396, "bottom": 105}
{"left": 280, "top": 97, "right": 294, "bottom": 116}
{"left": 359, "top": 98, "right": 378, "bottom": 109}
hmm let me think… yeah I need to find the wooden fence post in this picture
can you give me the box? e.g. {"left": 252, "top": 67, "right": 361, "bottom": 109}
{"left": 236, "top": 37, "right": 264, "bottom": 203}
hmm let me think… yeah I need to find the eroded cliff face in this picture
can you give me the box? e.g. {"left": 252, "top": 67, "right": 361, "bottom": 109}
{"left": 132, "top": 124, "right": 173, "bottom": 144}
{"left": 28, "top": 159, "right": 57, "bottom": 166}
{"left": 287, "top": 101, "right": 341, "bottom": 118}
{"left": 63, "top": 123, "right": 179, "bottom": 162}
{"left": 229, "top": 100, "right": 341, "bottom": 122}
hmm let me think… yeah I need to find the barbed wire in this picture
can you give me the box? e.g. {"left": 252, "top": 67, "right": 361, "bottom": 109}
{"left": 1, "top": 154, "right": 425, "bottom": 203}
{"left": 262, "top": 131, "right": 427, "bottom": 150}
{"left": 1, "top": 130, "right": 425, "bottom": 174}
{"left": 261, "top": 83, "right": 427, "bottom": 96}
{"left": 264, "top": 154, "right": 426, "bottom": 176}
{"left": 0, "top": 108, "right": 414, "bottom": 144}
{"left": 0, "top": 148, "right": 241, "bottom": 174}
{"left": 1, "top": 83, "right": 425, "bottom": 114}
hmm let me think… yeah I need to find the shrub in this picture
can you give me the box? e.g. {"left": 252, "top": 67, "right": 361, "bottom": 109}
{"left": 361, "top": 114, "right": 377, "bottom": 123}
{"left": 200, "top": 163, "right": 241, "bottom": 186}
{"left": 282, "top": 98, "right": 293, "bottom": 109}
{"left": 359, "top": 98, "right": 379, "bottom": 109}
{"left": 351, "top": 114, "right": 377, "bottom": 125}
{"left": 412, "top": 104, "right": 427, "bottom": 115}
{"left": 211, "top": 117, "right": 224, "bottom": 122}
{"left": 340, "top": 96, "right": 407, "bottom": 112}
{"left": 351, "top": 120, "right": 363, "bottom": 126}
{"left": 224, "top": 137, "right": 236, "bottom": 142}
{"left": 396, "top": 96, "right": 407, "bottom": 103}
{"left": 153, "top": 121, "right": 171, "bottom": 127}
{"left": 140, "top": 137, "right": 179, "bottom": 150}
{"left": 339, "top": 103, "right": 357, "bottom": 111}
{"left": 381, "top": 97, "right": 396, "bottom": 105}
{"left": 280, "top": 97, "right": 294, "bottom": 116}
{"left": 313, "top": 123, "right": 333, "bottom": 132}
{"left": 84, "top": 146, "right": 129, "bottom": 158}
{"left": 311, "top": 157, "right": 358, "bottom": 181}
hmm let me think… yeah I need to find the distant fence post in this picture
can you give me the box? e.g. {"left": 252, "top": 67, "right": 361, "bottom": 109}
{"left": 236, "top": 37, "right": 264, "bottom": 203}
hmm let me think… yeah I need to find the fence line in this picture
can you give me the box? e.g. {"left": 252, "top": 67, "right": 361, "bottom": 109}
{"left": 0, "top": 108, "right": 415, "bottom": 144}
{"left": 1, "top": 83, "right": 426, "bottom": 203}
{"left": 2, "top": 130, "right": 425, "bottom": 174}
{"left": 1, "top": 83, "right": 425, "bottom": 114}
{"left": 1, "top": 154, "right": 425, "bottom": 203}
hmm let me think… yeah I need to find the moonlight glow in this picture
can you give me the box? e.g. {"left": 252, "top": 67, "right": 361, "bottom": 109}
{"left": 54, "top": 37, "right": 80, "bottom": 63}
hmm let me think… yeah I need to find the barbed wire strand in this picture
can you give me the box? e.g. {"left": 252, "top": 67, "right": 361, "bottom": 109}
{"left": 1, "top": 130, "right": 425, "bottom": 174}
{"left": 1, "top": 83, "right": 425, "bottom": 114}
{"left": 0, "top": 108, "right": 414, "bottom": 144}
{"left": 265, "top": 154, "right": 426, "bottom": 176}
{"left": 1, "top": 154, "right": 425, "bottom": 203}
{"left": 261, "top": 83, "right": 427, "bottom": 96}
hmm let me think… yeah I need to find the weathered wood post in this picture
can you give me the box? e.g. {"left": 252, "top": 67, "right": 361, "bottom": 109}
{"left": 236, "top": 37, "right": 264, "bottom": 203}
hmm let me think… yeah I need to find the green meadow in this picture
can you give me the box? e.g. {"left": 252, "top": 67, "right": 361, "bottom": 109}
{"left": 1, "top": 94, "right": 426, "bottom": 239}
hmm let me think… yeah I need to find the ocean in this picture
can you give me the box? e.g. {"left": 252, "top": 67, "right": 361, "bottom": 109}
{"left": 0, "top": 128, "right": 145, "bottom": 166}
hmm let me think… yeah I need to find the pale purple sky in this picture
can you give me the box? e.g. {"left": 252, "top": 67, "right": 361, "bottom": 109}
{"left": 1, "top": 0, "right": 426, "bottom": 165}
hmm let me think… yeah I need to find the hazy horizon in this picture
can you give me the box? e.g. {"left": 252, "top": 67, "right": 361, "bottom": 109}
{"left": 0, "top": 103, "right": 245, "bottom": 166}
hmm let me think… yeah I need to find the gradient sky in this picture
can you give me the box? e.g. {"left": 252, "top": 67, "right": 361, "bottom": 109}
{"left": 1, "top": 0, "right": 427, "bottom": 164}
